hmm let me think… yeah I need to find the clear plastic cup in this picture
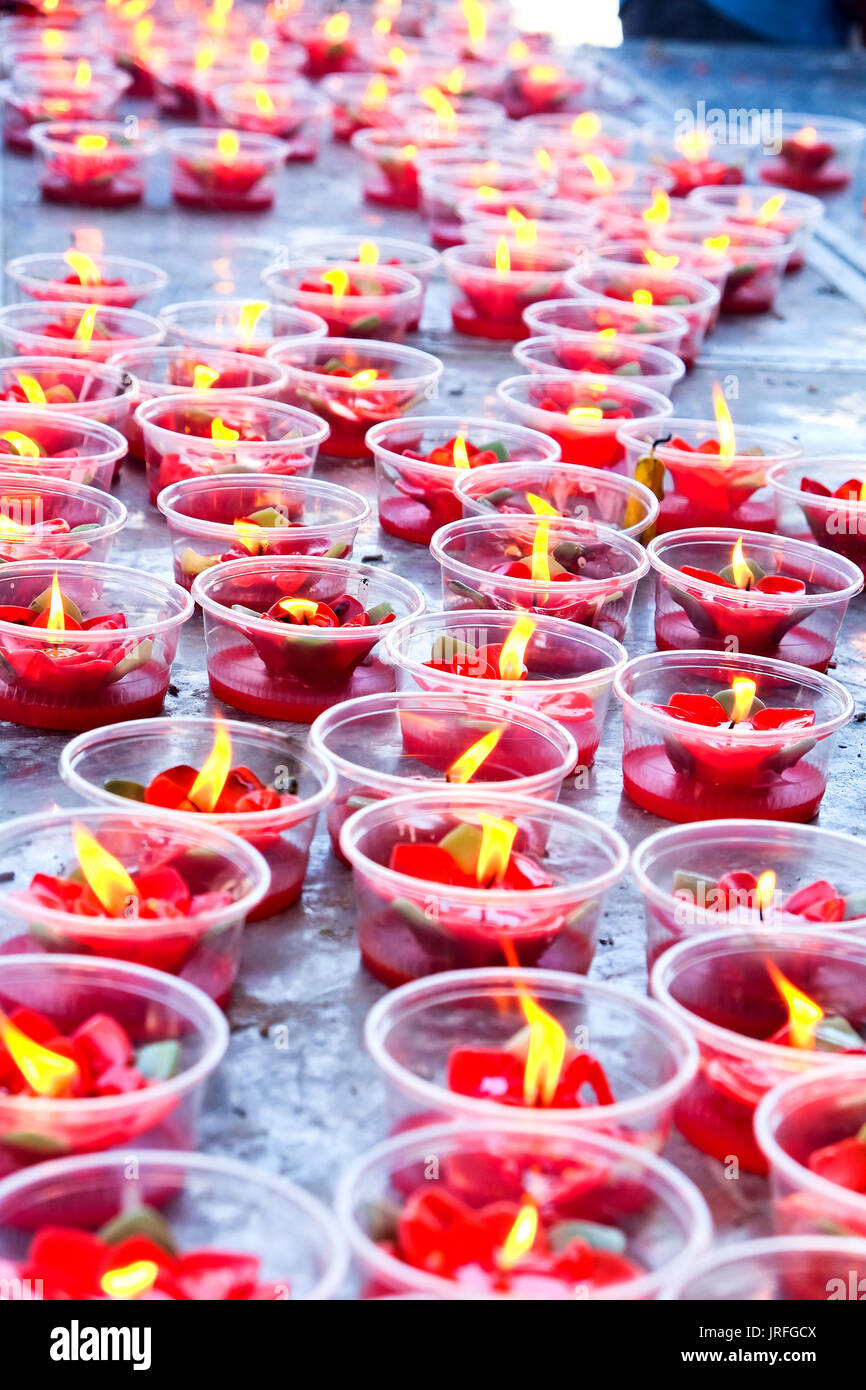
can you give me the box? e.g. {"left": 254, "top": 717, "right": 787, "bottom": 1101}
{"left": 60, "top": 715, "right": 336, "bottom": 922}
{"left": 335, "top": 1117, "right": 711, "bottom": 1299}
{"left": 757, "top": 114, "right": 866, "bottom": 195}
{"left": 136, "top": 393, "right": 329, "bottom": 504}
{"left": 651, "top": 928, "right": 866, "bottom": 1174}
{"left": 767, "top": 458, "right": 866, "bottom": 577}
{"left": 367, "top": 414, "right": 560, "bottom": 547}
{"left": 456, "top": 191, "right": 601, "bottom": 255}
{"left": 283, "top": 233, "right": 439, "bottom": 331}
{"left": 157, "top": 472, "right": 370, "bottom": 587}
{"left": 0, "top": 808, "right": 269, "bottom": 1003}
{"left": 567, "top": 262, "right": 720, "bottom": 368}
{"left": 418, "top": 153, "right": 552, "bottom": 248}
{"left": 350, "top": 126, "right": 428, "bottom": 210}
{"left": 503, "top": 111, "right": 636, "bottom": 161}
{"left": 632, "top": 818, "right": 866, "bottom": 969}
{"left": 0, "top": 1150, "right": 348, "bottom": 1299}
{"left": 0, "top": 407, "right": 127, "bottom": 490}
{"left": 523, "top": 296, "right": 688, "bottom": 354}
{"left": 164, "top": 127, "right": 286, "bottom": 212}
{"left": 267, "top": 338, "right": 443, "bottom": 460}
{"left": 687, "top": 183, "right": 824, "bottom": 273}
{"left": 340, "top": 789, "right": 629, "bottom": 985}
{"left": 210, "top": 80, "right": 331, "bottom": 163}
{"left": 310, "top": 690, "right": 577, "bottom": 860}
{"left": 497, "top": 372, "right": 672, "bottom": 468}
{"left": 6, "top": 253, "right": 168, "bottom": 309}
{"left": 0, "top": 954, "right": 227, "bottom": 1177}
{"left": 107, "top": 345, "right": 289, "bottom": 459}
{"left": 0, "top": 356, "right": 133, "bottom": 433}
{"left": 319, "top": 71, "right": 398, "bottom": 142}
{"left": 262, "top": 260, "right": 423, "bottom": 343}
{"left": 0, "top": 476, "right": 126, "bottom": 564}
{"left": 647, "top": 526, "right": 862, "bottom": 670}
{"left": 365, "top": 967, "right": 698, "bottom": 1148}
{"left": 555, "top": 157, "right": 672, "bottom": 203}
{"left": 636, "top": 123, "right": 750, "bottom": 198}
{"left": 193, "top": 554, "right": 426, "bottom": 724}
{"left": 0, "top": 302, "right": 164, "bottom": 364}
{"left": 158, "top": 298, "right": 327, "bottom": 357}
{"left": 617, "top": 418, "right": 803, "bottom": 535}
{"left": 513, "top": 333, "right": 685, "bottom": 399}
{"left": 657, "top": 223, "right": 793, "bottom": 316}
{"left": 454, "top": 459, "right": 660, "bottom": 541}
{"left": 594, "top": 236, "right": 733, "bottom": 297}
{"left": 440, "top": 242, "right": 579, "bottom": 340}
{"left": 5, "top": 77, "right": 131, "bottom": 155}
{"left": 615, "top": 649, "right": 853, "bottom": 824}
{"left": 432, "top": 514, "right": 649, "bottom": 642}
{"left": 755, "top": 1068, "right": 866, "bottom": 1242}
{"left": 660, "top": 1236, "right": 866, "bottom": 1300}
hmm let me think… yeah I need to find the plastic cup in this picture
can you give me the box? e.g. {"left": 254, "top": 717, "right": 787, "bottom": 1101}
{"left": 0, "top": 407, "right": 127, "bottom": 490}
{"left": 454, "top": 459, "right": 660, "bottom": 541}
{"left": 497, "top": 372, "right": 673, "bottom": 468}
{"left": 0, "top": 476, "right": 126, "bottom": 564}
{"left": 513, "top": 333, "right": 685, "bottom": 399}
{"left": 767, "top": 458, "right": 866, "bottom": 577}
{"left": 0, "top": 303, "right": 164, "bottom": 364}
{"left": 6, "top": 253, "right": 168, "bottom": 309}
{"left": 158, "top": 298, "right": 327, "bottom": 357}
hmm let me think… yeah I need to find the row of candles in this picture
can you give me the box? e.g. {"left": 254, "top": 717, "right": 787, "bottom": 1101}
{"left": 0, "top": 0, "right": 865, "bottom": 1302}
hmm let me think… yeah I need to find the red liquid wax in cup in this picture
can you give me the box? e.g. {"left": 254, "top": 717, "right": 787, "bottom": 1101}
{"left": 148, "top": 448, "right": 312, "bottom": 506}
{"left": 40, "top": 138, "right": 143, "bottom": 207}
{"left": 522, "top": 380, "right": 635, "bottom": 468}
{"left": 650, "top": 435, "right": 774, "bottom": 534}
{"left": 364, "top": 155, "right": 420, "bottom": 209}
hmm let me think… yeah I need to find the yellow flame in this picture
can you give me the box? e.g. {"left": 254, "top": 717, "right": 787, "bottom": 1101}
{"left": 766, "top": 960, "right": 823, "bottom": 1049}
{"left": 795, "top": 125, "right": 818, "bottom": 146}
{"left": 756, "top": 194, "right": 787, "bottom": 226}
{"left": 580, "top": 153, "right": 613, "bottom": 187}
{"left": 756, "top": 869, "right": 776, "bottom": 915}
{"left": 373, "top": 14, "right": 391, "bottom": 32}
{"left": 703, "top": 234, "right": 731, "bottom": 254}
{"left": 62, "top": 249, "right": 100, "bottom": 286}
{"left": 211, "top": 418, "right": 240, "bottom": 443}
{"left": 254, "top": 87, "right": 275, "bottom": 116}
{"left": 72, "top": 823, "right": 139, "bottom": 917}
{"left": 321, "top": 268, "right": 349, "bottom": 303}
{"left": 632, "top": 288, "right": 653, "bottom": 307}
{"left": 322, "top": 9, "right": 350, "bottom": 40}
{"left": 73, "top": 58, "right": 92, "bottom": 87}
{"left": 526, "top": 492, "right": 559, "bottom": 517}
{"left": 0, "top": 1010, "right": 79, "bottom": 1097}
{"left": 729, "top": 677, "right": 757, "bottom": 725}
{"left": 571, "top": 111, "right": 601, "bottom": 142}
{"left": 388, "top": 45, "right": 408, "bottom": 68}
{"left": 46, "top": 571, "right": 66, "bottom": 632}
{"left": 350, "top": 368, "right": 379, "bottom": 387}
{"left": 498, "top": 1202, "right": 538, "bottom": 1270}
{"left": 644, "top": 247, "right": 679, "bottom": 271}
{"left": 860, "top": 480, "right": 866, "bottom": 504}
{"left": 73, "top": 306, "right": 98, "bottom": 344}
{"left": 42, "top": 27, "right": 64, "bottom": 51}
{"left": 237, "top": 301, "right": 267, "bottom": 346}
{"left": 498, "top": 614, "right": 535, "bottom": 680}
{"left": 249, "top": 37, "right": 269, "bottom": 65}
{"left": 232, "top": 519, "right": 263, "bottom": 553}
{"left": 506, "top": 39, "right": 530, "bottom": 64}
{"left": 193, "top": 364, "right": 220, "bottom": 391}
{"left": 461, "top": 0, "right": 486, "bottom": 44}
{"left": 278, "top": 597, "right": 319, "bottom": 620}
{"left": 419, "top": 85, "right": 456, "bottom": 122}
{"left": 445, "top": 726, "right": 504, "bottom": 783}
{"left": 0, "top": 514, "right": 30, "bottom": 538}
{"left": 0, "top": 431, "right": 41, "bottom": 457}
{"left": 530, "top": 517, "right": 550, "bottom": 583}
{"left": 100, "top": 1261, "right": 158, "bottom": 1300}
{"left": 15, "top": 374, "right": 47, "bottom": 405}
{"left": 730, "top": 537, "right": 752, "bottom": 589}
{"left": 75, "top": 133, "right": 108, "bottom": 153}
{"left": 494, "top": 237, "right": 511, "bottom": 274}
{"left": 712, "top": 382, "right": 736, "bottom": 458}
{"left": 476, "top": 813, "right": 518, "bottom": 885}
{"left": 444, "top": 65, "right": 465, "bottom": 94}
{"left": 599, "top": 327, "right": 617, "bottom": 340}
{"left": 642, "top": 189, "right": 671, "bottom": 226}
{"left": 188, "top": 719, "right": 232, "bottom": 812}
{"left": 216, "top": 129, "right": 240, "bottom": 161}
{"left": 452, "top": 434, "right": 470, "bottom": 469}
{"left": 362, "top": 77, "right": 389, "bottom": 109}
{"left": 520, "top": 993, "right": 568, "bottom": 1106}
{"left": 358, "top": 240, "right": 379, "bottom": 266}
{"left": 676, "top": 130, "right": 709, "bottom": 163}
{"left": 401, "top": 143, "right": 417, "bottom": 161}
{"left": 193, "top": 41, "right": 218, "bottom": 72}
{"left": 528, "top": 64, "right": 558, "bottom": 85}
{"left": 567, "top": 406, "right": 603, "bottom": 423}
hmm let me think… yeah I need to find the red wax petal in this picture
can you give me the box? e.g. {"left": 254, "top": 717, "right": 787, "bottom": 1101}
{"left": 96, "top": 1064, "right": 148, "bottom": 1095}
{"left": 681, "top": 565, "right": 734, "bottom": 587}
{"left": 8, "top": 1006, "right": 58, "bottom": 1044}
{"left": 754, "top": 575, "right": 807, "bottom": 595}
{"left": 388, "top": 842, "right": 468, "bottom": 885}
{"left": 716, "top": 870, "right": 758, "bottom": 911}
{"left": 174, "top": 1250, "right": 260, "bottom": 1301}
{"left": 446, "top": 1046, "right": 525, "bottom": 1103}
{"left": 133, "top": 865, "right": 192, "bottom": 912}
{"left": 145, "top": 766, "right": 198, "bottom": 809}
{"left": 26, "top": 1228, "right": 108, "bottom": 1300}
{"left": 807, "top": 1136, "right": 866, "bottom": 1193}
{"left": 750, "top": 706, "right": 815, "bottom": 731}
{"left": 783, "top": 879, "right": 845, "bottom": 921}
{"left": 664, "top": 692, "right": 729, "bottom": 726}
{"left": 71, "top": 1012, "right": 132, "bottom": 1075}
{"left": 800, "top": 477, "right": 832, "bottom": 498}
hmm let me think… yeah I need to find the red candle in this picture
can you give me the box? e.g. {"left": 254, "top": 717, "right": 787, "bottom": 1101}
{"left": 377, "top": 432, "right": 508, "bottom": 544}
{"left": 761, "top": 122, "right": 857, "bottom": 194}
{"left": 442, "top": 239, "right": 575, "bottom": 340}
{"left": 30, "top": 123, "right": 153, "bottom": 207}
{"left": 0, "top": 1005, "right": 180, "bottom": 1103}
{"left": 168, "top": 129, "right": 284, "bottom": 212}
{"left": 798, "top": 472, "right": 866, "bottom": 571}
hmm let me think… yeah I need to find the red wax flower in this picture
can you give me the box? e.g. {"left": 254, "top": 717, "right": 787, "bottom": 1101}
{"left": 0, "top": 583, "right": 145, "bottom": 696}
{"left": 648, "top": 688, "right": 816, "bottom": 790}
{"left": 644, "top": 434, "right": 770, "bottom": 532}
{"left": 666, "top": 549, "right": 810, "bottom": 658}
{"left": 666, "top": 156, "right": 743, "bottom": 199}
{"left": 682, "top": 868, "right": 850, "bottom": 922}
{"left": 12, "top": 1211, "right": 289, "bottom": 1300}
{"left": 796, "top": 474, "right": 866, "bottom": 571}
{"left": 291, "top": 359, "right": 398, "bottom": 459}
{"left": 448, "top": 1045, "right": 614, "bottom": 1108}
{"left": 0, "top": 515, "right": 97, "bottom": 563}
{"left": 295, "top": 271, "right": 392, "bottom": 336}
{"left": 807, "top": 1125, "right": 866, "bottom": 1194}
{"left": 551, "top": 341, "right": 644, "bottom": 376}
{"left": 239, "top": 588, "right": 396, "bottom": 687}
{"left": 379, "top": 437, "right": 508, "bottom": 544}
{"left": 387, "top": 818, "right": 556, "bottom": 892}
{"left": 532, "top": 381, "right": 634, "bottom": 469}
{"left": 0, "top": 1005, "right": 180, "bottom": 1101}
{"left": 763, "top": 132, "right": 850, "bottom": 194}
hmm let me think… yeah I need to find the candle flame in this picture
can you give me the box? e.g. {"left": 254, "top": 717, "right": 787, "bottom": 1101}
{"left": 211, "top": 418, "right": 240, "bottom": 443}
{"left": 476, "top": 813, "right": 518, "bottom": 885}
{"left": 237, "top": 300, "right": 267, "bottom": 346}
{"left": 730, "top": 537, "right": 752, "bottom": 589}
{"left": 188, "top": 718, "right": 232, "bottom": 812}
{"left": 644, "top": 247, "right": 679, "bottom": 271}
{"left": 321, "top": 268, "right": 349, "bottom": 303}
{"left": 445, "top": 726, "right": 504, "bottom": 783}
{"left": 193, "top": 41, "right": 218, "bottom": 72}
{"left": 249, "top": 37, "right": 269, "bottom": 65}
{"left": 419, "top": 85, "right": 456, "bottom": 122}
{"left": 0, "top": 431, "right": 41, "bottom": 458}
{"left": 571, "top": 111, "right": 601, "bottom": 143}
{"left": 73, "top": 305, "right": 98, "bottom": 344}
{"left": 63, "top": 249, "right": 100, "bottom": 286}
{"left": 73, "top": 58, "right": 92, "bottom": 88}
{"left": 729, "top": 676, "right": 757, "bottom": 725}
{"left": 445, "top": 65, "right": 465, "bottom": 94}
{"left": 232, "top": 519, "right": 263, "bottom": 553}
{"left": 580, "top": 153, "right": 613, "bottom": 187}
{"left": 530, "top": 517, "right": 550, "bottom": 583}
{"left": 632, "top": 288, "right": 653, "bottom": 307}
{"left": 642, "top": 189, "right": 671, "bottom": 226}
{"left": 766, "top": 960, "right": 823, "bottom": 1049}
{"left": 254, "top": 87, "right": 275, "bottom": 116}
{"left": 358, "top": 240, "right": 379, "bottom": 266}
{"left": 703, "top": 234, "right": 731, "bottom": 255}
{"left": 526, "top": 492, "right": 558, "bottom": 517}
{"left": 350, "top": 368, "right": 378, "bottom": 387}
{"left": 795, "top": 125, "right": 818, "bottom": 146}
{"left": 452, "top": 434, "right": 470, "bottom": 469}
{"left": 388, "top": 46, "right": 408, "bottom": 69}
{"left": 676, "top": 130, "right": 709, "bottom": 163}
{"left": 494, "top": 237, "right": 511, "bottom": 274}
{"left": 46, "top": 571, "right": 66, "bottom": 632}
{"left": 567, "top": 406, "right": 603, "bottom": 423}
{"left": 100, "top": 1260, "right": 158, "bottom": 1300}
{"left": 15, "top": 374, "right": 47, "bottom": 404}
{"left": 506, "top": 39, "right": 530, "bottom": 64}
{"left": 498, "top": 1202, "right": 538, "bottom": 1270}
{"left": 757, "top": 869, "right": 776, "bottom": 916}
{"left": 461, "top": 0, "right": 486, "bottom": 44}
{"left": 193, "top": 364, "right": 220, "bottom": 390}
{"left": 278, "top": 597, "right": 319, "bottom": 621}
{"left": 322, "top": 10, "right": 350, "bottom": 40}
{"left": 498, "top": 614, "right": 535, "bottom": 680}
{"left": 520, "top": 992, "right": 568, "bottom": 1106}
{"left": 756, "top": 194, "right": 786, "bottom": 226}
{"left": 72, "top": 823, "right": 140, "bottom": 918}
{"left": 362, "top": 77, "right": 389, "bottom": 110}
{"left": 528, "top": 64, "right": 558, "bottom": 85}
{"left": 0, "top": 1010, "right": 80, "bottom": 1098}
{"left": 75, "top": 133, "right": 108, "bottom": 153}
{"left": 42, "top": 28, "right": 64, "bottom": 51}
{"left": 712, "top": 382, "right": 736, "bottom": 458}
{"left": 599, "top": 327, "right": 617, "bottom": 339}
{"left": 216, "top": 129, "right": 240, "bottom": 161}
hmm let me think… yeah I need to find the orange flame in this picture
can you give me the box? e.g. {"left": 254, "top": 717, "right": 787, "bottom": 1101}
{"left": 451, "top": 434, "right": 470, "bottom": 469}
{"left": 0, "top": 1010, "right": 80, "bottom": 1097}
{"left": 15, "top": 374, "right": 47, "bottom": 405}
{"left": 767, "top": 960, "right": 823, "bottom": 1049}
{"left": 729, "top": 677, "right": 757, "bottom": 725}
{"left": 498, "top": 1202, "right": 538, "bottom": 1270}
{"left": 350, "top": 368, "right": 378, "bottom": 387}
{"left": 498, "top": 614, "right": 535, "bottom": 680}
{"left": 211, "top": 417, "right": 240, "bottom": 443}
{"left": 520, "top": 992, "right": 568, "bottom": 1106}
{"left": 712, "top": 382, "right": 736, "bottom": 458}
{"left": 73, "top": 305, "right": 98, "bottom": 344}
{"left": 237, "top": 301, "right": 267, "bottom": 346}
{"left": 63, "top": 249, "right": 100, "bottom": 285}
{"left": 730, "top": 537, "right": 752, "bottom": 589}
{"left": 476, "top": 813, "right": 517, "bottom": 886}
{"left": 278, "top": 597, "right": 319, "bottom": 621}
{"left": 795, "top": 125, "right": 818, "bottom": 146}
{"left": 188, "top": 719, "right": 232, "bottom": 812}
{"left": 0, "top": 431, "right": 41, "bottom": 458}
{"left": 193, "top": 364, "right": 220, "bottom": 391}
{"left": 100, "top": 1260, "right": 159, "bottom": 1300}
{"left": 445, "top": 726, "right": 504, "bottom": 783}
{"left": 756, "top": 869, "right": 776, "bottom": 917}
{"left": 46, "top": 571, "right": 66, "bottom": 633}
{"left": 72, "top": 823, "right": 139, "bottom": 917}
